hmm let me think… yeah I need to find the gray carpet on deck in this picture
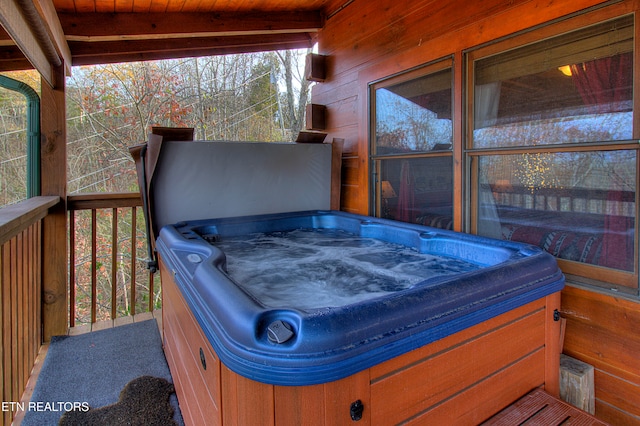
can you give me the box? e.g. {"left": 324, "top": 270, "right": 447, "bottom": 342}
{"left": 22, "top": 319, "right": 183, "bottom": 426}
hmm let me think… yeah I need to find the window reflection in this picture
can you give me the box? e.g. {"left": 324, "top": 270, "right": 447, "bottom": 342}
{"left": 378, "top": 157, "right": 453, "bottom": 228}
{"left": 473, "top": 16, "right": 633, "bottom": 148}
{"left": 374, "top": 69, "right": 452, "bottom": 155}
{"left": 371, "top": 65, "right": 454, "bottom": 230}
{"left": 471, "top": 15, "right": 636, "bottom": 277}
{"left": 477, "top": 151, "right": 636, "bottom": 272}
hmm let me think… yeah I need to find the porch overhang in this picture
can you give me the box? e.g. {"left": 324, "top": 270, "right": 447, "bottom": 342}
{"left": 0, "top": 0, "right": 340, "bottom": 83}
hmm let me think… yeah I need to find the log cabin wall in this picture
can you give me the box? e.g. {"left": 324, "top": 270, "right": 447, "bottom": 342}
{"left": 313, "top": 0, "right": 640, "bottom": 424}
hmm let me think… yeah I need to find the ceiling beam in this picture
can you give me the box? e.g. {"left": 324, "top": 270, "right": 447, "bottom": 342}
{"left": 69, "top": 32, "right": 315, "bottom": 66}
{"left": 0, "top": 0, "right": 54, "bottom": 84}
{"left": 31, "top": 0, "right": 72, "bottom": 74}
{"left": 0, "top": 0, "right": 72, "bottom": 84}
{"left": 58, "top": 11, "right": 323, "bottom": 41}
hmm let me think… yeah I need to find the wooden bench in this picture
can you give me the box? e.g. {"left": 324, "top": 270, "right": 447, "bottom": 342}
{"left": 483, "top": 388, "right": 609, "bottom": 425}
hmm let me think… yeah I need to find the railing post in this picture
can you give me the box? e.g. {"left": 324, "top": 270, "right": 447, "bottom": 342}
{"left": 41, "top": 64, "right": 68, "bottom": 341}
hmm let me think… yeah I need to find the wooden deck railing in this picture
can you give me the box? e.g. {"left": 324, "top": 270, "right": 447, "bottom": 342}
{"left": 0, "top": 195, "right": 59, "bottom": 426}
{"left": 67, "top": 193, "right": 158, "bottom": 327}
{"left": 490, "top": 184, "right": 635, "bottom": 217}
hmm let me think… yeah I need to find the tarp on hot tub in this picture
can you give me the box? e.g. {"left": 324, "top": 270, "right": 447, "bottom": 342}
{"left": 130, "top": 135, "right": 335, "bottom": 269}
{"left": 132, "top": 137, "right": 333, "bottom": 236}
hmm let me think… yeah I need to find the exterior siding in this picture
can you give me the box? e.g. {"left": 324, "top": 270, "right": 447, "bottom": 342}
{"left": 314, "top": 0, "right": 640, "bottom": 423}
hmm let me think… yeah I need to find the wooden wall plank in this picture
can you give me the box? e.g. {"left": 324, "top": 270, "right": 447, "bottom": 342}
{"left": 316, "top": 0, "right": 619, "bottom": 216}
{"left": 9, "top": 239, "right": 17, "bottom": 405}
{"left": 562, "top": 286, "right": 640, "bottom": 380}
{"left": 595, "top": 369, "right": 640, "bottom": 420}
{"left": 0, "top": 223, "right": 45, "bottom": 425}
{"left": 1, "top": 244, "right": 9, "bottom": 426}
{"left": 315, "top": 4, "right": 637, "bottom": 421}
{"left": 561, "top": 285, "right": 640, "bottom": 424}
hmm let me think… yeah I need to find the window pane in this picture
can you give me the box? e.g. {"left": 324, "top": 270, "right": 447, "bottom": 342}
{"left": 477, "top": 150, "right": 636, "bottom": 271}
{"left": 378, "top": 156, "right": 453, "bottom": 229}
{"left": 473, "top": 16, "right": 633, "bottom": 148}
{"left": 374, "top": 69, "right": 453, "bottom": 155}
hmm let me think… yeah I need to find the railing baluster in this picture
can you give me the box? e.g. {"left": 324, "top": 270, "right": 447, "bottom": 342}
{"left": 69, "top": 210, "right": 76, "bottom": 328}
{"left": 149, "top": 270, "right": 154, "bottom": 313}
{"left": 1, "top": 243, "right": 6, "bottom": 426}
{"left": 9, "top": 238, "right": 17, "bottom": 409}
{"left": 91, "top": 209, "right": 97, "bottom": 324}
{"left": 131, "top": 206, "right": 136, "bottom": 316}
{"left": 18, "top": 231, "right": 25, "bottom": 397}
{"left": 111, "top": 208, "right": 118, "bottom": 320}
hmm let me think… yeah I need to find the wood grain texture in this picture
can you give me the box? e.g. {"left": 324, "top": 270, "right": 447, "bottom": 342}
{"left": 161, "top": 260, "right": 222, "bottom": 426}
{"left": 40, "top": 66, "right": 68, "bottom": 341}
{"left": 562, "top": 285, "right": 640, "bottom": 425}
{"left": 0, "top": 221, "right": 44, "bottom": 426}
{"left": 316, "top": 0, "right": 616, "bottom": 216}
{"left": 161, "top": 259, "right": 560, "bottom": 425}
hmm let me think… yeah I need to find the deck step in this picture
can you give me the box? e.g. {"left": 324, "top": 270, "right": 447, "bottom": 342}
{"left": 482, "top": 388, "right": 609, "bottom": 425}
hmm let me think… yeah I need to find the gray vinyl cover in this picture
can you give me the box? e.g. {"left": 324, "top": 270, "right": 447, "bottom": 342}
{"left": 151, "top": 141, "right": 332, "bottom": 230}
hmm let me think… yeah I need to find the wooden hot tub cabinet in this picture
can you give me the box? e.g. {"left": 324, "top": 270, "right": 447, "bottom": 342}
{"left": 160, "top": 259, "right": 561, "bottom": 425}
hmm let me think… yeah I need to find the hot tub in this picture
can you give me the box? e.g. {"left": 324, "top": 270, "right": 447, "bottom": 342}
{"left": 134, "top": 139, "right": 565, "bottom": 424}
{"left": 157, "top": 210, "right": 564, "bottom": 425}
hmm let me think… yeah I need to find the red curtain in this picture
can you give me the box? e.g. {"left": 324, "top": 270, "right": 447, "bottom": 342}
{"left": 397, "top": 161, "right": 416, "bottom": 223}
{"left": 571, "top": 52, "right": 634, "bottom": 271}
{"left": 570, "top": 52, "right": 633, "bottom": 113}
{"left": 601, "top": 190, "right": 634, "bottom": 271}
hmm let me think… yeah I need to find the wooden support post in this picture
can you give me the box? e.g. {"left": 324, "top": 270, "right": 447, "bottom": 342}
{"left": 40, "top": 64, "right": 68, "bottom": 341}
{"left": 560, "top": 354, "right": 595, "bottom": 414}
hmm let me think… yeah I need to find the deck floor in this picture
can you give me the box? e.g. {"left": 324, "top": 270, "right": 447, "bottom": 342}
{"left": 14, "top": 311, "right": 163, "bottom": 426}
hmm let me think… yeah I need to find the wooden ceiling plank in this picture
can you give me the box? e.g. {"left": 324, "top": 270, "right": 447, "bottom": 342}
{"left": 52, "top": 0, "right": 76, "bottom": 13}
{"left": 129, "top": 0, "right": 151, "bottom": 13}
{"left": 114, "top": 0, "right": 135, "bottom": 11}
{"left": 165, "top": 0, "right": 188, "bottom": 12}
{"left": 58, "top": 10, "right": 323, "bottom": 39}
{"left": 149, "top": 0, "right": 171, "bottom": 13}
{"left": 0, "top": 0, "right": 53, "bottom": 84}
{"left": 94, "top": 0, "right": 117, "bottom": 12}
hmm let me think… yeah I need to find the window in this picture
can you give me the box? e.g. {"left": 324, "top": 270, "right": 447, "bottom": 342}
{"left": 467, "top": 15, "right": 637, "bottom": 288}
{"left": 370, "top": 60, "right": 454, "bottom": 229}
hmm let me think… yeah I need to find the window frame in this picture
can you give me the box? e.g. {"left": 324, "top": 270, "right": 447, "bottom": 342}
{"left": 465, "top": 13, "right": 639, "bottom": 290}
{"left": 369, "top": 58, "right": 455, "bottom": 221}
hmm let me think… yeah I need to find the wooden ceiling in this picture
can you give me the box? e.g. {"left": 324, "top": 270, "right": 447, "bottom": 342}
{"left": 1, "top": 0, "right": 347, "bottom": 83}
